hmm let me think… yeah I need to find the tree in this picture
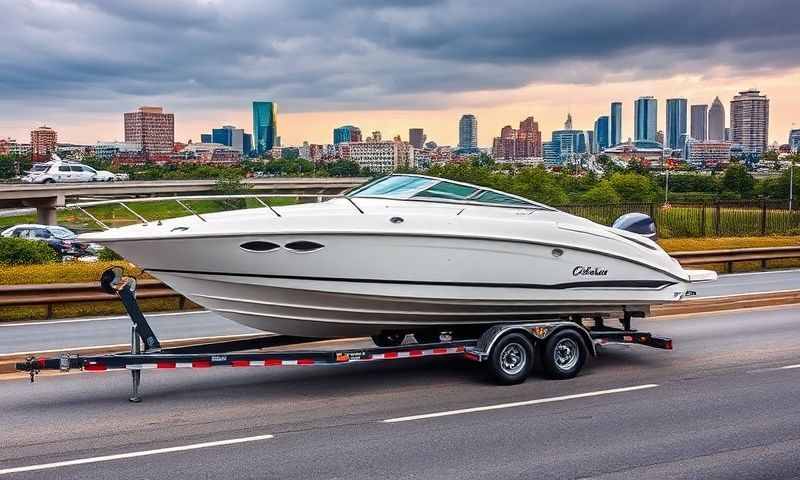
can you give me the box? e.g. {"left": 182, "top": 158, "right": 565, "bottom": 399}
{"left": 325, "top": 159, "right": 361, "bottom": 177}
{"left": 721, "top": 163, "right": 755, "bottom": 198}
{"left": 608, "top": 173, "right": 657, "bottom": 202}
{"left": 581, "top": 180, "right": 621, "bottom": 204}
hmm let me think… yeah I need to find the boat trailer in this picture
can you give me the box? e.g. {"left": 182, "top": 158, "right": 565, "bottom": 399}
{"left": 17, "top": 268, "right": 673, "bottom": 402}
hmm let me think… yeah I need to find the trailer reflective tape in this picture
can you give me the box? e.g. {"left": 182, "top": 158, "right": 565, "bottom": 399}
{"left": 156, "top": 362, "right": 176, "bottom": 369}
{"left": 297, "top": 359, "right": 315, "bottom": 365}
{"left": 231, "top": 360, "right": 250, "bottom": 367}
{"left": 382, "top": 352, "right": 398, "bottom": 359}
{"left": 409, "top": 350, "right": 423, "bottom": 357}
{"left": 192, "top": 360, "right": 211, "bottom": 368}
{"left": 265, "top": 359, "right": 282, "bottom": 366}
{"left": 84, "top": 363, "right": 107, "bottom": 371}
{"left": 432, "top": 348, "right": 448, "bottom": 354}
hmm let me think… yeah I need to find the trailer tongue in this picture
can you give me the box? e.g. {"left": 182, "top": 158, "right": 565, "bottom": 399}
{"left": 17, "top": 268, "right": 673, "bottom": 402}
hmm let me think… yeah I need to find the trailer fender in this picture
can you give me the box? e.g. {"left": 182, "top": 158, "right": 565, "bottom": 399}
{"left": 471, "top": 322, "right": 596, "bottom": 362}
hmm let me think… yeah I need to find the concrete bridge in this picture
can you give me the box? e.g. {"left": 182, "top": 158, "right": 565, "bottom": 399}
{"left": 0, "top": 177, "right": 368, "bottom": 224}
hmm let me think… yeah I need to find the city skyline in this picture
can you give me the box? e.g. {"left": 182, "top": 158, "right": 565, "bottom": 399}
{"left": 1, "top": 1, "right": 799, "bottom": 147}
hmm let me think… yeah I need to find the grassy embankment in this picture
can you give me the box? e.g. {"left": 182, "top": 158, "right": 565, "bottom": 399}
{"left": 1, "top": 236, "right": 798, "bottom": 322}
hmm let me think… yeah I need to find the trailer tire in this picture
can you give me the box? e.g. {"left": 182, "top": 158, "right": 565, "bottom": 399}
{"left": 486, "top": 332, "right": 533, "bottom": 385}
{"left": 541, "top": 329, "right": 586, "bottom": 380}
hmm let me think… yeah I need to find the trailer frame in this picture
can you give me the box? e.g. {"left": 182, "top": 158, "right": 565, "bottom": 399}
{"left": 16, "top": 269, "right": 673, "bottom": 401}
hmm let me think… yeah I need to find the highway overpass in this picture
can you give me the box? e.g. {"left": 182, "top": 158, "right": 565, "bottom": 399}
{"left": 0, "top": 177, "right": 368, "bottom": 224}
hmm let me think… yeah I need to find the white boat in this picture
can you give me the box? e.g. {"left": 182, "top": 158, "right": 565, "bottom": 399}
{"left": 81, "top": 174, "right": 716, "bottom": 342}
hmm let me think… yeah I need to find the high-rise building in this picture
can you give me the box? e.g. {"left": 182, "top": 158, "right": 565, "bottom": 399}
{"left": 212, "top": 125, "right": 245, "bottom": 153}
{"left": 491, "top": 116, "right": 541, "bottom": 162}
{"left": 635, "top": 96, "right": 658, "bottom": 142}
{"left": 409, "top": 128, "right": 426, "bottom": 149}
{"left": 333, "top": 125, "right": 362, "bottom": 144}
{"left": 594, "top": 116, "right": 610, "bottom": 152}
{"left": 547, "top": 114, "right": 587, "bottom": 165}
{"left": 30, "top": 126, "right": 58, "bottom": 161}
{"left": 200, "top": 134, "right": 212, "bottom": 143}
{"left": 790, "top": 129, "right": 800, "bottom": 152}
{"left": 252, "top": 101, "right": 277, "bottom": 155}
{"left": 666, "top": 98, "right": 687, "bottom": 150}
{"left": 690, "top": 104, "right": 708, "bottom": 141}
{"left": 724, "top": 128, "right": 731, "bottom": 141}
{"left": 685, "top": 140, "right": 732, "bottom": 170}
{"left": 124, "top": 106, "right": 174, "bottom": 153}
{"left": 610, "top": 102, "right": 622, "bottom": 146}
{"left": 458, "top": 114, "right": 478, "bottom": 150}
{"left": 708, "top": 96, "right": 725, "bottom": 141}
{"left": 585, "top": 131, "right": 594, "bottom": 154}
{"left": 730, "top": 89, "right": 769, "bottom": 154}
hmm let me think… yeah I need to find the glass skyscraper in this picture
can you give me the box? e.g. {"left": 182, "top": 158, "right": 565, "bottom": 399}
{"left": 594, "top": 116, "right": 609, "bottom": 152}
{"left": 333, "top": 125, "right": 362, "bottom": 144}
{"left": 458, "top": 114, "right": 478, "bottom": 150}
{"left": 690, "top": 104, "right": 708, "bottom": 141}
{"left": 610, "top": 102, "right": 622, "bottom": 146}
{"left": 666, "top": 98, "right": 688, "bottom": 150}
{"left": 634, "top": 97, "right": 657, "bottom": 143}
{"left": 252, "top": 101, "right": 277, "bottom": 155}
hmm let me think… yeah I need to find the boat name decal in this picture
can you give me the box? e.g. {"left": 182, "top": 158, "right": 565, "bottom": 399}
{"left": 572, "top": 266, "right": 609, "bottom": 276}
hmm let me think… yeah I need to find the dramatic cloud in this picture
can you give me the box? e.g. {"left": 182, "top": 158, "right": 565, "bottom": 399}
{"left": 0, "top": 0, "right": 798, "bottom": 144}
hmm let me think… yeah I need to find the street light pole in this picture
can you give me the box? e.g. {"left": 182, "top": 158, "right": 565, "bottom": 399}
{"left": 790, "top": 160, "right": 794, "bottom": 212}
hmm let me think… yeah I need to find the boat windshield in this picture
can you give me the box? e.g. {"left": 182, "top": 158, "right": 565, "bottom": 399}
{"left": 349, "top": 175, "right": 538, "bottom": 208}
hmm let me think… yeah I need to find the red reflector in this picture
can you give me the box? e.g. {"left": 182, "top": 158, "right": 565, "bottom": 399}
{"left": 432, "top": 348, "right": 448, "bottom": 354}
{"left": 383, "top": 352, "right": 399, "bottom": 359}
{"left": 37, "top": 357, "right": 46, "bottom": 368}
{"left": 231, "top": 360, "right": 250, "bottom": 367}
{"left": 297, "top": 359, "right": 314, "bottom": 365}
{"left": 192, "top": 360, "right": 211, "bottom": 368}
{"left": 85, "top": 363, "right": 107, "bottom": 371}
{"left": 156, "top": 362, "right": 176, "bottom": 369}
{"left": 265, "top": 359, "right": 282, "bottom": 366}
{"left": 666, "top": 340, "right": 673, "bottom": 350}
{"left": 409, "top": 350, "right": 423, "bottom": 357}
{"left": 457, "top": 346, "right": 465, "bottom": 352}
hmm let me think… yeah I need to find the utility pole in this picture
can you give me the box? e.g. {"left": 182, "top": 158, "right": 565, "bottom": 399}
{"left": 790, "top": 159, "right": 795, "bottom": 212}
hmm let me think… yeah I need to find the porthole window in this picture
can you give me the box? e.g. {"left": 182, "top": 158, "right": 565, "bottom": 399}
{"left": 284, "top": 240, "right": 324, "bottom": 252}
{"left": 240, "top": 241, "right": 280, "bottom": 252}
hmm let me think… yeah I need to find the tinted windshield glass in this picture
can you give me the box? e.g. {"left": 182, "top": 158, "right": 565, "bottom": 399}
{"left": 351, "top": 176, "right": 436, "bottom": 199}
{"left": 474, "top": 190, "right": 531, "bottom": 206}
{"left": 31, "top": 164, "right": 49, "bottom": 172}
{"left": 49, "top": 227, "right": 75, "bottom": 239}
{"left": 414, "top": 181, "right": 478, "bottom": 200}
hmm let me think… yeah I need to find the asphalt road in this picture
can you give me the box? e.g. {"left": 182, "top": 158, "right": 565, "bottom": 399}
{"left": 1, "top": 306, "right": 799, "bottom": 479}
{"left": 1, "top": 269, "right": 799, "bottom": 355}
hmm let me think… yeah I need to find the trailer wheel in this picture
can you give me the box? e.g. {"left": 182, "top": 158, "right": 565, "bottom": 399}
{"left": 486, "top": 332, "right": 533, "bottom": 385}
{"left": 371, "top": 332, "right": 405, "bottom": 347}
{"left": 541, "top": 329, "right": 586, "bottom": 380}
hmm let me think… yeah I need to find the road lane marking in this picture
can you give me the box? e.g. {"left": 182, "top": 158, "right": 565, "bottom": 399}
{"left": 382, "top": 384, "right": 659, "bottom": 423}
{"left": 0, "top": 434, "right": 275, "bottom": 475}
{"left": 0, "top": 310, "right": 212, "bottom": 328}
{"left": 717, "top": 269, "right": 800, "bottom": 278}
{"left": 747, "top": 363, "right": 800, "bottom": 373}
{"left": 779, "top": 364, "right": 800, "bottom": 370}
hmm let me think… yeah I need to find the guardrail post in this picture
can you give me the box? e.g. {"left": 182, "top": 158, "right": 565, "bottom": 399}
{"left": 760, "top": 199, "right": 767, "bottom": 236}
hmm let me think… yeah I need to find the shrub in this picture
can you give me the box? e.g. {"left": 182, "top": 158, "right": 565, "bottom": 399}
{"left": 96, "top": 247, "right": 123, "bottom": 261}
{"left": 0, "top": 237, "right": 58, "bottom": 265}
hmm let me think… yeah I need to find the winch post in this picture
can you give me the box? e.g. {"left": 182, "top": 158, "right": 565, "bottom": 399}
{"left": 118, "top": 281, "right": 161, "bottom": 352}
{"left": 129, "top": 323, "right": 142, "bottom": 403}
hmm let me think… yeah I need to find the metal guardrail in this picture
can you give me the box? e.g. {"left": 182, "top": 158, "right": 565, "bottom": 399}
{"left": 1, "top": 247, "right": 798, "bottom": 318}
{"left": 670, "top": 246, "right": 800, "bottom": 273}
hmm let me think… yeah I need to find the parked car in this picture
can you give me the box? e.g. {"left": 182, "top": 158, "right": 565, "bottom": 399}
{"left": 21, "top": 154, "right": 118, "bottom": 184}
{"left": 1, "top": 224, "right": 96, "bottom": 258}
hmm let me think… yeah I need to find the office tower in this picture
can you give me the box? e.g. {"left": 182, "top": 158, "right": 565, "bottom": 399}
{"left": 708, "top": 96, "right": 726, "bottom": 141}
{"left": 790, "top": 129, "right": 800, "bottom": 152}
{"left": 690, "top": 104, "right": 708, "bottom": 141}
{"left": 666, "top": 98, "right": 688, "bottom": 150}
{"left": 458, "top": 114, "right": 478, "bottom": 149}
{"left": 252, "top": 101, "right": 277, "bottom": 154}
{"left": 200, "top": 133, "right": 212, "bottom": 144}
{"left": 730, "top": 89, "right": 769, "bottom": 154}
{"left": 635, "top": 96, "right": 657, "bottom": 142}
{"left": 212, "top": 125, "right": 245, "bottom": 152}
{"left": 409, "top": 128, "right": 426, "bottom": 149}
{"left": 610, "top": 102, "right": 622, "bottom": 146}
{"left": 594, "top": 116, "right": 609, "bottom": 152}
{"left": 30, "top": 126, "right": 58, "bottom": 161}
{"left": 124, "top": 106, "right": 174, "bottom": 152}
{"left": 333, "top": 125, "right": 363, "bottom": 144}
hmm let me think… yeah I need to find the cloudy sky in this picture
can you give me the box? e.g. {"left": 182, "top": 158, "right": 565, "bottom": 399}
{"left": 1, "top": 0, "right": 799, "bottom": 147}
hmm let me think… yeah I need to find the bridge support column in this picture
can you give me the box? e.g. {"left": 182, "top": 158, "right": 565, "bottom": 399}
{"left": 22, "top": 195, "right": 64, "bottom": 226}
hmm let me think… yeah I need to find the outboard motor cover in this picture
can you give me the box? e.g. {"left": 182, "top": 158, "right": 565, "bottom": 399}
{"left": 613, "top": 212, "right": 656, "bottom": 240}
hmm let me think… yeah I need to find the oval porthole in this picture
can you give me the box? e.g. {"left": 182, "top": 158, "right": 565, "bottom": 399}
{"left": 171, "top": 226, "right": 189, "bottom": 232}
{"left": 551, "top": 248, "right": 564, "bottom": 258}
{"left": 284, "top": 240, "right": 325, "bottom": 252}
{"left": 390, "top": 216, "right": 404, "bottom": 224}
{"left": 240, "top": 241, "right": 280, "bottom": 252}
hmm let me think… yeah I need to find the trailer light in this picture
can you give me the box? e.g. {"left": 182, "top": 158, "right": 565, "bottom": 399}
{"left": 531, "top": 326, "right": 550, "bottom": 338}
{"left": 623, "top": 335, "right": 633, "bottom": 342}
{"left": 336, "top": 353, "right": 350, "bottom": 362}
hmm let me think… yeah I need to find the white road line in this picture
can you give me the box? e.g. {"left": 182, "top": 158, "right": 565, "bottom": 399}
{"left": 694, "top": 288, "right": 800, "bottom": 300}
{"left": 0, "top": 333, "right": 263, "bottom": 358}
{"left": 0, "top": 310, "right": 211, "bottom": 328}
{"left": 383, "top": 384, "right": 659, "bottom": 423}
{"left": 717, "top": 269, "right": 800, "bottom": 278}
{"left": 0, "top": 434, "right": 275, "bottom": 475}
{"left": 778, "top": 364, "right": 800, "bottom": 370}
